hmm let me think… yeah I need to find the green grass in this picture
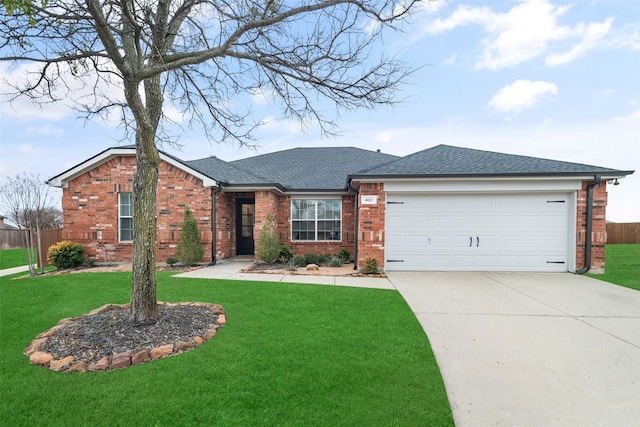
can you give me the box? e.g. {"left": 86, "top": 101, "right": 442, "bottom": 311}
{"left": 0, "top": 248, "right": 38, "bottom": 270}
{"left": 0, "top": 272, "right": 453, "bottom": 426}
{"left": 589, "top": 243, "right": 640, "bottom": 291}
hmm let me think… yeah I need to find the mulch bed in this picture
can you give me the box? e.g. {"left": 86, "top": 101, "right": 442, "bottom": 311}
{"left": 25, "top": 302, "right": 225, "bottom": 372}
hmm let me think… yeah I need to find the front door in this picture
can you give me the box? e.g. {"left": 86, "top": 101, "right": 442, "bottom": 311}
{"left": 236, "top": 199, "right": 255, "bottom": 255}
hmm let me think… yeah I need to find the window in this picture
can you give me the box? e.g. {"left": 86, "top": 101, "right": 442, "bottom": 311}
{"left": 291, "top": 199, "right": 341, "bottom": 241}
{"left": 119, "top": 193, "right": 133, "bottom": 242}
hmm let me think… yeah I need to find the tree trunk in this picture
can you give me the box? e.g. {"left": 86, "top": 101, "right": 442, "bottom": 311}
{"left": 130, "top": 124, "right": 160, "bottom": 323}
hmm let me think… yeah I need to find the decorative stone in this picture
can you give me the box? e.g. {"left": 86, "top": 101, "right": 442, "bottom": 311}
{"left": 209, "top": 304, "right": 225, "bottom": 315}
{"left": 30, "top": 351, "right": 53, "bottom": 366}
{"left": 175, "top": 341, "right": 194, "bottom": 352}
{"left": 150, "top": 344, "right": 173, "bottom": 360}
{"left": 88, "top": 357, "right": 110, "bottom": 371}
{"left": 131, "top": 350, "right": 151, "bottom": 366}
{"left": 50, "top": 356, "right": 75, "bottom": 371}
{"left": 217, "top": 314, "right": 227, "bottom": 325}
{"left": 306, "top": 264, "right": 319, "bottom": 271}
{"left": 24, "top": 338, "right": 48, "bottom": 355}
{"left": 202, "top": 330, "right": 216, "bottom": 341}
{"left": 193, "top": 336, "right": 204, "bottom": 345}
{"left": 111, "top": 352, "right": 132, "bottom": 370}
{"left": 67, "top": 361, "right": 88, "bottom": 372}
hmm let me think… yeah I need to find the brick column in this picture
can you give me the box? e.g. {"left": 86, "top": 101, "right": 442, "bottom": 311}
{"left": 576, "top": 180, "right": 608, "bottom": 273}
{"left": 357, "top": 183, "right": 386, "bottom": 270}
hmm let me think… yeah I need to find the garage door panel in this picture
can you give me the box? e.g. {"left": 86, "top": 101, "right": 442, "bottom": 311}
{"left": 385, "top": 193, "right": 570, "bottom": 272}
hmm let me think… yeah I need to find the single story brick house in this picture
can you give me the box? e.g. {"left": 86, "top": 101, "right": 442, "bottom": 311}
{"left": 47, "top": 144, "right": 633, "bottom": 273}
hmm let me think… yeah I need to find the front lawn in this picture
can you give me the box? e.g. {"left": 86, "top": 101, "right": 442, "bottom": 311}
{"left": 589, "top": 243, "right": 640, "bottom": 291}
{"left": 0, "top": 248, "right": 37, "bottom": 270}
{"left": 0, "top": 272, "right": 453, "bottom": 426}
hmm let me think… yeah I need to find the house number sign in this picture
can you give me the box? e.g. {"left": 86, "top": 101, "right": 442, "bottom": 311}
{"left": 361, "top": 195, "right": 378, "bottom": 205}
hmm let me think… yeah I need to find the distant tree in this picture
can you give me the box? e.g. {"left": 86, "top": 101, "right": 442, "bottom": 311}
{"left": 0, "top": 173, "right": 57, "bottom": 274}
{"left": 175, "top": 207, "right": 204, "bottom": 266}
{"left": 1, "top": 0, "right": 423, "bottom": 321}
{"left": 256, "top": 213, "right": 280, "bottom": 264}
{"left": 21, "top": 207, "right": 62, "bottom": 230}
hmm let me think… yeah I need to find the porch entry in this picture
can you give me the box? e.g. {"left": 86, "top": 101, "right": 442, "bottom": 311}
{"left": 235, "top": 198, "right": 255, "bottom": 255}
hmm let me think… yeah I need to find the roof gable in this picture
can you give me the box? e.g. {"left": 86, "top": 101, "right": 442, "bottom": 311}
{"left": 46, "top": 146, "right": 218, "bottom": 188}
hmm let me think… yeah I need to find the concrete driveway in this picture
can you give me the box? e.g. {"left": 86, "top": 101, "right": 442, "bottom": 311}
{"left": 387, "top": 272, "right": 640, "bottom": 427}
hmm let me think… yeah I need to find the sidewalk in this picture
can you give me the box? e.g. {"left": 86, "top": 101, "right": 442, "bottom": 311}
{"left": 174, "top": 260, "right": 395, "bottom": 290}
{"left": 0, "top": 265, "right": 31, "bottom": 277}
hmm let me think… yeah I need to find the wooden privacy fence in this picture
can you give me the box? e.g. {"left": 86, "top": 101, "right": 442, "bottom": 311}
{"left": 606, "top": 222, "right": 640, "bottom": 244}
{"left": 0, "top": 229, "right": 25, "bottom": 249}
{"left": 0, "top": 228, "right": 63, "bottom": 267}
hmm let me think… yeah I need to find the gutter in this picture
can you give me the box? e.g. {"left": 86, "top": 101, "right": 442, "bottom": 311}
{"left": 209, "top": 184, "right": 223, "bottom": 266}
{"left": 347, "top": 181, "right": 359, "bottom": 270}
{"left": 576, "top": 175, "right": 602, "bottom": 274}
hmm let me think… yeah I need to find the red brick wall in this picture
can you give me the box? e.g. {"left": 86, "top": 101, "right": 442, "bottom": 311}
{"left": 356, "top": 183, "right": 386, "bottom": 269}
{"left": 576, "top": 180, "right": 608, "bottom": 273}
{"left": 62, "top": 155, "right": 213, "bottom": 263}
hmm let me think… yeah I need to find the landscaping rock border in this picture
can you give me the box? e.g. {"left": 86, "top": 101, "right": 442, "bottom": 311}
{"left": 24, "top": 302, "right": 226, "bottom": 373}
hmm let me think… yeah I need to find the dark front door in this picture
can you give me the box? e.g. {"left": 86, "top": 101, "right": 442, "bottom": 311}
{"left": 236, "top": 199, "right": 255, "bottom": 255}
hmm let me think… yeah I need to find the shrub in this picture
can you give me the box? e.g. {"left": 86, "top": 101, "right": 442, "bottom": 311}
{"left": 84, "top": 257, "right": 96, "bottom": 267}
{"left": 47, "top": 241, "right": 84, "bottom": 269}
{"left": 279, "top": 245, "right": 294, "bottom": 263}
{"left": 328, "top": 257, "right": 344, "bottom": 267}
{"left": 256, "top": 213, "right": 280, "bottom": 264}
{"left": 337, "top": 248, "right": 352, "bottom": 262}
{"left": 176, "top": 207, "right": 204, "bottom": 266}
{"left": 304, "top": 252, "right": 319, "bottom": 265}
{"left": 166, "top": 257, "right": 177, "bottom": 266}
{"left": 318, "top": 254, "right": 331, "bottom": 265}
{"left": 363, "top": 256, "right": 378, "bottom": 274}
{"left": 292, "top": 255, "right": 306, "bottom": 267}
{"left": 286, "top": 258, "right": 298, "bottom": 271}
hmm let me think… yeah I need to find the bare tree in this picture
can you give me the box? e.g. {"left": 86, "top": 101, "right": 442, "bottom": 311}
{"left": 0, "top": 173, "right": 57, "bottom": 275}
{"left": 1, "top": 0, "right": 423, "bottom": 322}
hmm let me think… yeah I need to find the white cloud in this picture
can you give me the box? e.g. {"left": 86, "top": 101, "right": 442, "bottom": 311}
{"left": 488, "top": 80, "right": 557, "bottom": 114}
{"left": 26, "top": 125, "right": 65, "bottom": 137}
{"left": 614, "top": 109, "right": 640, "bottom": 122}
{"left": 423, "top": 0, "right": 616, "bottom": 70}
{"left": 17, "top": 144, "right": 43, "bottom": 156}
{"left": 546, "top": 18, "right": 614, "bottom": 65}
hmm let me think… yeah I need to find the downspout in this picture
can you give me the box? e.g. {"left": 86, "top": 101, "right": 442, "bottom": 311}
{"left": 348, "top": 181, "right": 359, "bottom": 270}
{"left": 576, "top": 175, "right": 601, "bottom": 274}
{"left": 208, "top": 185, "right": 223, "bottom": 266}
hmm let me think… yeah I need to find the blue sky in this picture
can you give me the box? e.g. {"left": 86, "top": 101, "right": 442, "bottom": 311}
{"left": 1, "top": 0, "right": 638, "bottom": 222}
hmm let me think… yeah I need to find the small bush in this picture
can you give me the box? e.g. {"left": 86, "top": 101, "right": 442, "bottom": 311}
{"left": 166, "top": 257, "right": 177, "bottom": 266}
{"left": 337, "top": 249, "right": 352, "bottom": 262}
{"left": 47, "top": 241, "right": 84, "bottom": 269}
{"left": 292, "top": 255, "right": 306, "bottom": 267}
{"left": 279, "top": 246, "right": 294, "bottom": 263}
{"left": 84, "top": 257, "right": 96, "bottom": 267}
{"left": 318, "top": 254, "right": 331, "bottom": 265}
{"left": 328, "top": 257, "right": 344, "bottom": 267}
{"left": 304, "top": 252, "right": 319, "bottom": 265}
{"left": 176, "top": 207, "right": 204, "bottom": 266}
{"left": 363, "top": 256, "right": 378, "bottom": 274}
{"left": 286, "top": 258, "right": 298, "bottom": 271}
{"left": 256, "top": 213, "right": 281, "bottom": 264}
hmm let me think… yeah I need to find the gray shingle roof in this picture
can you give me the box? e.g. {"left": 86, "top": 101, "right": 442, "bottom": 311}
{"left": 353, "top": 145, "right": 630, "bottom": 177}
{"left": 202, "top": 147, "right": 399, "bottom": 190}
{"left": 186, "top": 156, "right": 270, "bottom": 186}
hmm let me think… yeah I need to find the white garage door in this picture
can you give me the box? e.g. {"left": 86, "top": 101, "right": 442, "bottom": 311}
{"left": 385, "top": 193, "right": 570, "bottom": 272}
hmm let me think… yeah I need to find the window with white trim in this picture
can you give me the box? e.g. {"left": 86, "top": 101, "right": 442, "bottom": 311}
{"left": 119, "top": 193, "right": 133, "bottom": 242}
{"left": 291, "top": 199, "right": 341, "bottom": 241}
